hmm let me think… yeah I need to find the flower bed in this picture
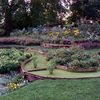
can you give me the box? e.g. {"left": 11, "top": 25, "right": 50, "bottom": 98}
{"left": 19, "top": 48, "right": 100, "bottom": 82}
{"left": 56, "top": 65, "right": 99, "bottom": 72}
{"left": 47, "top": 47, "right": 100, "bottom": 72}
{"left": 81, "top": 40, "right": 100, "bottom": 49}
{"left": 0, "top": 37, "right": 40, "bottom": 46}
{"left": 42, "top": 40, "right": 100, "bottom": 49}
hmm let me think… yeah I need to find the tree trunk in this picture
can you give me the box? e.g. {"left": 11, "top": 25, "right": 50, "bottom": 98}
{"left": 4, "top": 10, "right": 13, "bottom": 36}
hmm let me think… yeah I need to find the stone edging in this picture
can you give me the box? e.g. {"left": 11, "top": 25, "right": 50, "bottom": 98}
{"left": 23, "top": 71, "right": 100, "bottom": 82}
{"left": 42, "top": 43, "right": 71, "bottom": 48}
{"left": 42, "top": 40, "right": 100, "bottom": 49}
{"left": 21, "top": 55, "right": 100, "bottom": 82}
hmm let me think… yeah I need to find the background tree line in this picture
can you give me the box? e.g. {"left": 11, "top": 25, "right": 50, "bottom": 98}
{"left": 0, "top": 0, "right": 65, "bottom": 36}
{"left": 0, "top": 0, "right": 100, "bottom": 36}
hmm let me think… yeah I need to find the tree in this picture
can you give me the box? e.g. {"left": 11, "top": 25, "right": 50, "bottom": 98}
{"left": 68, "top": 0, "right": 100, "bottom": 23}
{"left": 30, "top": 0, "right": 65, "bottom": 26}
{"left": 0, "top": 0, "right": 26, "bottom": 36}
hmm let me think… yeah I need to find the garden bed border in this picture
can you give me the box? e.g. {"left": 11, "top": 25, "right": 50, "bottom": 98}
{"left": 42, "top": 40, "right": 100, "bottom": 49}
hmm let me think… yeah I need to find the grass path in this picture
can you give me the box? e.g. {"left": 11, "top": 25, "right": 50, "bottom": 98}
{"left": 25, "top": 53, "right": 47, "bottom": 71}
{"left": 30, "top": 69, "right": 100, "bottom": 78}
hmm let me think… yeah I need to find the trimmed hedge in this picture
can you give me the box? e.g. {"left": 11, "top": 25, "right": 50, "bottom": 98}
{"left": 0, "top": 37, "right": 40, "bottom": 46}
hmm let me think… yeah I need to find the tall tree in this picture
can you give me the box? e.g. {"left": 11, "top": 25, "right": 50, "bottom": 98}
{"left": 30, "top": 0, "right": 64, "bottom": 26}
{"left": 1, "top": 0, "right": 23, "bottom": 36}
{"left": 68, "top": 0, "right": 100, "bottom": 23}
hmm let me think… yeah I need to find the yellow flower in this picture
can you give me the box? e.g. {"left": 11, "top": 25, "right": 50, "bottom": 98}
{"left": 74, "top": 32, "right": 79, "bottom": 36}
{"left": 73, "top": 29, "right": 80, "bottom": 36}
{"left": 14, "top": 84, "right": 17, "bottom": 89}
{"left": 63, "top": 29, "right": 70, "bottom": 35}
{"left": 49, "top": 32, "right": 53, "bottom": 36}
{"left": 55, "top": 32, "right": 59, "bottom": 37}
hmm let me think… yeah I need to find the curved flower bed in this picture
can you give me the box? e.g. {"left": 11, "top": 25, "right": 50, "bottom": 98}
{"left": 20, "top": 49, "right": 100, "bottom": 82}
{"left": 0, "top": 37, "right": 40, "bottom": 46}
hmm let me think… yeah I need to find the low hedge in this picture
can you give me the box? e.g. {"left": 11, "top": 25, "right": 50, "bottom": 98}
{"left": 0, "top": 37, "right": 40, "bottom": 46}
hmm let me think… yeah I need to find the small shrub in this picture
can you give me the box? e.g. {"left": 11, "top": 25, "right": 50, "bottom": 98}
{"left": 32, "top": 53, "right": 38, "bottom": 68}
{"left": 12, "top": 74, "right": 25, "bottom": 84}
{"left": 48, "top": 60, "right": 56, "bottom": 74}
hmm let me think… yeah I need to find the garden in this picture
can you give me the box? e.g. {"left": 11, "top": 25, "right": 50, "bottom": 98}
{"left": 0, "top": 0, "right": 100, "bottom": 100}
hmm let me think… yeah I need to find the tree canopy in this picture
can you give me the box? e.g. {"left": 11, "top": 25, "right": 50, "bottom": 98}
{"left": 68, "top": 0, "right": 100, "bottom": 23}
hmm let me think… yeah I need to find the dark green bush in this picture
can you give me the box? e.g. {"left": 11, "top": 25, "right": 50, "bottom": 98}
{"left": 0, "top": 48, "right": 30, "bottom": 73}
{"left": 48, "top": 46, "right": 100, "bottom": 68}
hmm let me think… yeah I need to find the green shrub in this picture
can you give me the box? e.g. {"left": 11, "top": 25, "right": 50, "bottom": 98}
{"left": 32, "top": 53, "right": 38, "bottom": 68}
{"left": 12, "top": 74, "right": 25, "bottom": 84}
{"left": 48, "top": 46, "right": 100, "bottom": 69}
{"left": 69, "top": 58, "right": 99, "bottom": 69}
{"left": 48, "top": 60, "right": 56, "bottom": 74}
{"left": 0, "top": 48, "right": 30, "bottom": 73}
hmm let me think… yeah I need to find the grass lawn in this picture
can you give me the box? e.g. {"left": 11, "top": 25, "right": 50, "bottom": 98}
{"left": 86, "top": 48, "right": 100, "bottom": 54}
{"left": 30, "top": 69, "right": 100, "bottom": 78}
{"left": 1, "top": 79, "right": 100, "bottom": 100}
{"left": 25, "top": 53, "right": 47, "bottom": 71}
{"left": 0, "top": 48, "right": 100, "bottom": 100}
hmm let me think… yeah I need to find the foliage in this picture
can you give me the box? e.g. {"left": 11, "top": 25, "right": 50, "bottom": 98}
{"left": 0, "top": 48, "right": 30, "bottom": 73}
{"left": 48, "top": 60, "right": 56, "bottom": 74}
{"left": 48, "top": 45, "right": 100, "bottom": 68}
{"left": 32, "top": 52, "right": 38, "bottom": 68}
{"left": 0, "top": 0, "right": 65, "bottom": 36}
{"left": 6, "top": 82, "right": 20, "bottom": 92}
{"left": 69, "top": 51, "right": 99, "bottom": 68}
{"left": 47, "top": 48, "right": 75, "bottom": 65}
{"left": 69, "top": 0, "right": 100, "bottom": 22}
{"left": 12, "top": 74, "right": 25, "bottom": 84}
